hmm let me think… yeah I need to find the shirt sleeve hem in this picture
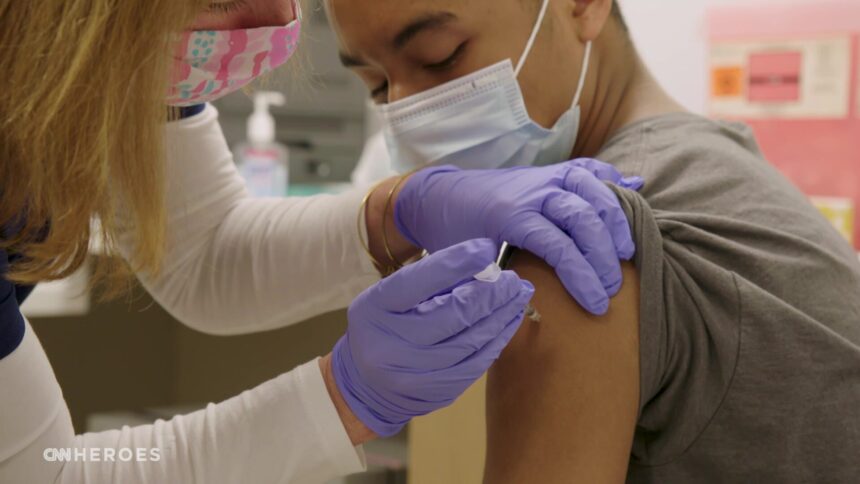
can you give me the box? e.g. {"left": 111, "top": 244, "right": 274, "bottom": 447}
{"left": 295, "top": 358, "right": 367, "bottom": 476}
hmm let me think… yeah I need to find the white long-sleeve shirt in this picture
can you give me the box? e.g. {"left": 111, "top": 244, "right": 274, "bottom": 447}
{"left": 0, "top": 104, "right": 381, "bottom": 483}
{"left": 0, "top": 323, "right": 366, "bottom": 483}
{"left": 132, "top": 104, "right": 380, "bottom": 334}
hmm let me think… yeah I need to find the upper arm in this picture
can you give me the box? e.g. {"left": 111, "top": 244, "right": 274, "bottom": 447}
{"left": 483, "top": 252, "right": 640, "bottom": 484}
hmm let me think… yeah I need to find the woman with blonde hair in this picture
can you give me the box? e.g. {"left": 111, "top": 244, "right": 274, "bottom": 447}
{"left": 0, "top": 0, "right": 641, "bottom": 481}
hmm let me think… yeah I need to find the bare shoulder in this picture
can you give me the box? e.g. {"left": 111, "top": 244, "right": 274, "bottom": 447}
{"left": 484, "top": 251, "right": 640, "bottom": 484}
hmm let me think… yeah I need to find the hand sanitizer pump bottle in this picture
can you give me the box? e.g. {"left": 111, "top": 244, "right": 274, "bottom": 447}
{"left": 235, "top": 91, "right": 290, "bottom": 197}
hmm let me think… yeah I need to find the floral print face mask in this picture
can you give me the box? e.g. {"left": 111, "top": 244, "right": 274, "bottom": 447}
{"left": 166, "top": 0, "right": 301, "bottom": 106}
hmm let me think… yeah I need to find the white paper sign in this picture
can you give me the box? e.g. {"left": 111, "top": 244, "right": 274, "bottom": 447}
{"left": 709, "top": 36, "right": 851, "bottom": 119}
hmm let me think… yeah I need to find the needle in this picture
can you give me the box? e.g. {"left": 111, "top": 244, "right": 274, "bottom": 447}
{"left": 525, "top": 304, "right": 541, "bottom": 323}
{"left": 497, "top": 242, "right": 541, "bottom": 323}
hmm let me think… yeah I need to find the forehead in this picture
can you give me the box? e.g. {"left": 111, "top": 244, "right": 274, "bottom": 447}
{"left": 325, "top": 0, "right": 488, "bottom": 51}
{"left": 326, "top": 0, "right": 466, "bottom": 23}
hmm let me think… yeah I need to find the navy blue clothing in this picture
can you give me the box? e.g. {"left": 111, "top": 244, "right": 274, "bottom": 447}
{"left": 0, "top": 248, "right": 29, "bottom": 359}
{"left": 0, "top": 217, "right": 37, "bottom": 359}
{"left": 178, "top": 104, "right": 205, "bottom": 119}
{"left": 0, "top": 103, "right": 204, "bottom": 359}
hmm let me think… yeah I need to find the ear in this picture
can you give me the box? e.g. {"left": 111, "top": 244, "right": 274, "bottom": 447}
{"left": 570, "top": 0, "right": 613, "bottom": 42}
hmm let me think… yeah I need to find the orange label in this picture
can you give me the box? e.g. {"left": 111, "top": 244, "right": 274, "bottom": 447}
{"left": 711, "top": 66, "right": 744, "bottom": 98}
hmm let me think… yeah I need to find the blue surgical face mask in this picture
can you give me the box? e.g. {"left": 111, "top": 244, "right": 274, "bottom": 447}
{"left": 377, "top": 0, "right": 592, "bottom": 173}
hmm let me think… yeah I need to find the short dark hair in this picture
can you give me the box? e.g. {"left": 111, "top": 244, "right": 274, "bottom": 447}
{"left": 611, "top": 2, "right": 628, "bottom": 32}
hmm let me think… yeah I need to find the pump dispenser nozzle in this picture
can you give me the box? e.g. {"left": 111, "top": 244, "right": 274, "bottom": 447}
{"left": 235, "top": 91, "right": 290, "bottom": 197}
{"left": 248, "top": 91, "right": 286, "bottom": 145}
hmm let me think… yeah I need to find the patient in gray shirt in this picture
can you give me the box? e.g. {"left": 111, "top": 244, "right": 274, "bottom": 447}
{"left": 600, "top": 113, "right": 860, "bottom": 482}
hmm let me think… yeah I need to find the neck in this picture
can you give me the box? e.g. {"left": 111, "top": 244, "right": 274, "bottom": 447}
{"left": 571, "top": 29, "right": 686, "bottom": 158}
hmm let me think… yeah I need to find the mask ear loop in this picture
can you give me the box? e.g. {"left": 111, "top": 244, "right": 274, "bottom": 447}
{"left": 570, "top": 41, "right": 592, "bottom": 108}
{"left": 513, "top": 0, "right": 591, "bottom": 110}
{"left": 514, "top": 0, "right": 551, "bottom": 77}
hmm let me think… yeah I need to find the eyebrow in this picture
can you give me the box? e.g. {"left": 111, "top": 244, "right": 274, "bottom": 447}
{"left": 338, "top": 11, "right": 458, "bottom": 68}
{"left": 393, "top": 12, "right": 457, "bottom": 49}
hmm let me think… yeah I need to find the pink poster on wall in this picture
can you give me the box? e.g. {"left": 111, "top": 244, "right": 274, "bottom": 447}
{"left": 707, "top": 1, "right": 860, "bottom": 250}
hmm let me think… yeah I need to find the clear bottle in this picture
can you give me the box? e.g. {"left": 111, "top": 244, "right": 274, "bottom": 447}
{"left": 235, "top": 91, "right": 290, "bottom": 197}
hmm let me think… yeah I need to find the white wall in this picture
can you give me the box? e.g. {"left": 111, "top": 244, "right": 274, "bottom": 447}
{"left": 618, "top": 0, "right": 798, "bottom": 113}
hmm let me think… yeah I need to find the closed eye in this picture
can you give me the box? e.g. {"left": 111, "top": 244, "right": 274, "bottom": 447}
{"left": 423, "top": 41, "right": 467, "bottom": 72}
{"left": 368, "top": 41, "right": 469, "bottom": 103}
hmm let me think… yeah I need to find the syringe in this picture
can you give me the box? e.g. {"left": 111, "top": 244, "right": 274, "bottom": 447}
{"left": 496, "top": 242, "right": 541, "bottom": 323}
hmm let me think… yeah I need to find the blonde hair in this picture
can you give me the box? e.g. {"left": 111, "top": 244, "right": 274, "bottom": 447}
{"left": 0, "top": 0, "right": 206, "bottom": 289}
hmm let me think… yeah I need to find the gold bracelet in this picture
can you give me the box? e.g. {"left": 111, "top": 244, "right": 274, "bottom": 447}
{"left": 357, "top": 182, "right": 388, "bottom": 272}
{"left": 381, "top": 174, "right": 412, "bottom": 269}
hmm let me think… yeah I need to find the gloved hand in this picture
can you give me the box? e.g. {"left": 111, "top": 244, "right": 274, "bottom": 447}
{"left": 331, "top": 239, "right": 534, "bottom": 437}
{"left": 395, "top": 158, "right": 643, "bottom": 315}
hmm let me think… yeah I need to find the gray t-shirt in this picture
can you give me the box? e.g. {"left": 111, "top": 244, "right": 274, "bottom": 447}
{"left": 596, "top": 113, "right": 860, "bottom": 483}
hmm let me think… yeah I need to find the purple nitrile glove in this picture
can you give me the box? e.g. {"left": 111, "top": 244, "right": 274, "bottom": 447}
{"left": 395, "top": 158, "right": 643, "bottom": 315}
{"left": 331, "top": 239, "right": 534, "bottom": 437}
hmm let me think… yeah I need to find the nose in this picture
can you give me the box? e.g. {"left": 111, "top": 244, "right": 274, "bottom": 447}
{"left": 261, "top": 0, "right": 296, "bottom": 26}
{"left": 388, "top": 83, "right": 407, "bottom": 104}
{"left": 242, "top": 0, "right": 296, "bottom": 29}
{"left": 387, "top": 81, "right": 435, "bottom": 105}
